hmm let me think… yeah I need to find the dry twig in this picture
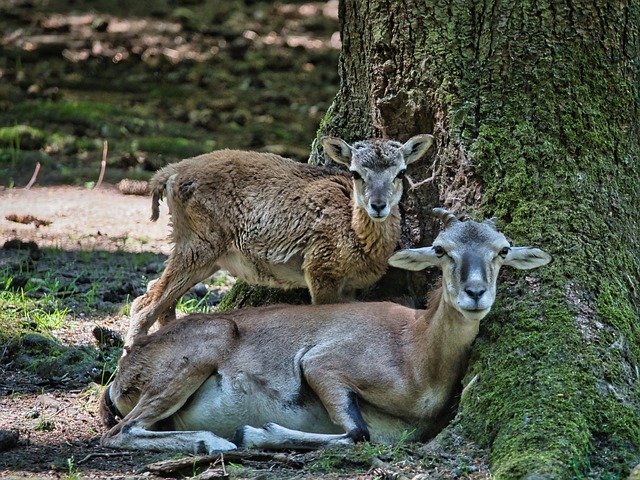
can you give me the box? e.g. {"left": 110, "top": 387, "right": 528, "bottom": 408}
{"left": 24, "top": 162, "right": 41, "bottom": 189}
{"left": 77, "top": 451, "right": 133, "bottom": 464}
{"left": 95, "top": 140, "right": 107, "bottom": 189}
{"left": 146, "top": 450, "right": 302, "bottom": 475}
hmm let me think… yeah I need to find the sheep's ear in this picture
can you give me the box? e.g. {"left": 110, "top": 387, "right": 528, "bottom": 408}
{"left": 402, "top": 134, "right": 434, "bottom": 165}
{"left": 388, "top": 247, "right": 441, "bottom": 271}
{"left": 320, "top": 136, "right": 352, "bottom": 166}
{"left": 483, "top": 217, "right": 498, "bottom": 229}
{"left": 503, "top": 247, "right": 552, "bottom": 270}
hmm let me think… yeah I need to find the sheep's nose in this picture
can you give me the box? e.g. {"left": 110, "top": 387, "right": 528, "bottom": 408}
{"left": 465, "top": 288, "right": 486, "bottom": 300}
{"left": 371, "top": 201, "right": 387, "bottom": 213}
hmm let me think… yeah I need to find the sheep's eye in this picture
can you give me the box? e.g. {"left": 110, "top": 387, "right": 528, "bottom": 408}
{"left": 433, "top": 246, "right": 446, "bottom": 257}
{"left": 396, "top": 169, "right": 406, "bottom": 180}
{"left": 499, "top": 246, "right": 510, "bottom": 257}
{"left": 350, "top": 170, "right": 363, "bottom": 181}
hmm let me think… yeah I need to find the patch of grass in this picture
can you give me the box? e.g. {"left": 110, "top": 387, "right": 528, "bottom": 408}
{"left": 9, "top": 277, "right": 70, "bottom": 331}
{"left": 308, "top": 432, "right": 414, "bottom": 474}
{"left": 36, "top": 414, "right": 55, "bottom": 432}
{"left": 0, "top": 288, "right": 64, "bottom": 342}
{"left": 27, "top": 303, "right": 68, "bottom": 331}
{"left": 358, "top": 431, "right": 414, "bottom": 459}
{"left": 176, "top": 292, "right": 213, "bottom": 315}
{"left": 131, "top": 251, "right": 161, "bottom": 270}
{"left": 307, "top": 447, "right": 350, "bottom": 472}
{"left": 78, "top": 383, "right": 106, "bottom": 415}
{"left": 64, "top": 457, "right": 83, "bottom": 480}
{"left": 210, "top": 271, "right": 232, "bottom": 288}
{"left": 0, "top": 125, "right": 45, "bottom": 152}
{"left": 0, "top": 126, "right": 29, "bottom": 164}
{"left": 148, "top": 84, "right": 196, "bottom": 100}
{"left": 1, "top": 99, "right": 215, "bottom": 161}
{"left": 99, "top": 358, "right": 118, "bottom": 385}
{"left": 4, "top": 100, "right": 120, "bottom": 132}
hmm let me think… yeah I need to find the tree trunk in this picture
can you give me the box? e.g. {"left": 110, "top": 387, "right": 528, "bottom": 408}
{"left": 310, "top": 0, "right": 639, "bottom": 478}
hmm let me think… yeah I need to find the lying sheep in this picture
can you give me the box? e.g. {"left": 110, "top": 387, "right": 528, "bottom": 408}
{"left": 125, "top": 134, "right": 434, "bottom": 347}
{"left": 102, "top": 208, "right": 552, "bottom": 454}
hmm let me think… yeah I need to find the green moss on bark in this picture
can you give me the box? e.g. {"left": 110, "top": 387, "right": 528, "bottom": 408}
{"left": 414, "top": 0, "right": 640, "bottom": 477}
{"left": 217, "top": 279, "right": 310, "bottom": 312}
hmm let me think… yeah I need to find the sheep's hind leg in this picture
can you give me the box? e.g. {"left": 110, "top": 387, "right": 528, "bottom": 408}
{"left": 154, "top": 260, "right": 221, "bottom": 328}
{"left": 125, "top": 246, "right": 222, "bottom": 349}
{"left": 101, "top": 351, "right": 237, "bottom": 454}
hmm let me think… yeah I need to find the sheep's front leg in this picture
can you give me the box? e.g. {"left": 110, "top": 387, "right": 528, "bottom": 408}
{"left": 235, "top": 355, "right": 369, "bottom": 450}
{"left": 304, "top": 270, "right": 350, "bottom": 305}
{"left": 234, "top": 423, "right": 354, "bottom": 450}
{"left": 301, "top": 358, "right": 371, "bottom": 443}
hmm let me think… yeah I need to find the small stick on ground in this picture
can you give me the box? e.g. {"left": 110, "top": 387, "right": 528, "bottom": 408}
{"left": 76, "top": 451, "right": 133, "bottom": 464}
{"left": 95, "top": 140, "right": 107, "bottom": 189}
{"left": 24, "top": 162, "right": 40, "bottom": 190}
{"left": 146, "top": 451, "right": 302, "bottom": 475}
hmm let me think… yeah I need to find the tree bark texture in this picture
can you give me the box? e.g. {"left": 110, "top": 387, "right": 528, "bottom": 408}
{"left": 311, "top": 0, "right": 640, "bottom": 478}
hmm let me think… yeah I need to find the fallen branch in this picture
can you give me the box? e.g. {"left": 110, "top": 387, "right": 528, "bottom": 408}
{"left": 24, "top": 162, "right": 40, "bottom": 189}
{"left": 5, "top": 214, "right": 50, "bottom": 227}
{"left": 146, "top": 450, "right": 302, "bottom": 475}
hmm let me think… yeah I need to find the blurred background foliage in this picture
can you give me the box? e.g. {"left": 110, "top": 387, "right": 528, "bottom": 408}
{"left": 0, "top": 0, "right": 340, "bottom": 186}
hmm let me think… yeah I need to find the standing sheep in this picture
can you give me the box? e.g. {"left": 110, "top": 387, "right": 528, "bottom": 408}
{"left": 126, "top": 135, "right": 433, "bottom": 347}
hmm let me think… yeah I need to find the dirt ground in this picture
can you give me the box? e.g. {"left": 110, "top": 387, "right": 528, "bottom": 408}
{"left": 0, "top": 185, "right": 491, "bottom": 480}
{"left": 0, "top": 184, "right": 172, "bottom": 253}
{"left": 0, "top": 185, "right": 173, "bottom": 479}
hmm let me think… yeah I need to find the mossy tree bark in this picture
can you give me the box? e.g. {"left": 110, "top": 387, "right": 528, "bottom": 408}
{"left": 312, "top": 0, "right": 639, "bottom": 478}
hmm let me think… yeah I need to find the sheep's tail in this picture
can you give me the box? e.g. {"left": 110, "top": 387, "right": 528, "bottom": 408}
{"left": 149, "top": 165, "right": 178, "bottom": 222}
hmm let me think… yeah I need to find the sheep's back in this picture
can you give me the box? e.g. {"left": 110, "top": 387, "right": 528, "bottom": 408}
{"left": 164, "top": 150, "right": 355, "bottom": 263}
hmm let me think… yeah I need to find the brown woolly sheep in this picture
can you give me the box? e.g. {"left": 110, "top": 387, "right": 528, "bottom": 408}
{"left": 125, "top": 135, "right": 434, "bottom": 347}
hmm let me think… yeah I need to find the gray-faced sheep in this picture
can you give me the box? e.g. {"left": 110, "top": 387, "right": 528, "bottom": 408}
{"left": 125, "top": 135, "right": 434, "bottom": 347}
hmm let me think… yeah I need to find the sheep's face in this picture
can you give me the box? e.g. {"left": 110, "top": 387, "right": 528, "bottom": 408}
{"left": 349, "top": 153, "right": 406, "bottom": 220}
{"left": 388, "top": 209, "right": 553, "bottom": 321}
{"left": 321, "top": 135, "right": 434, "bottom": 221}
